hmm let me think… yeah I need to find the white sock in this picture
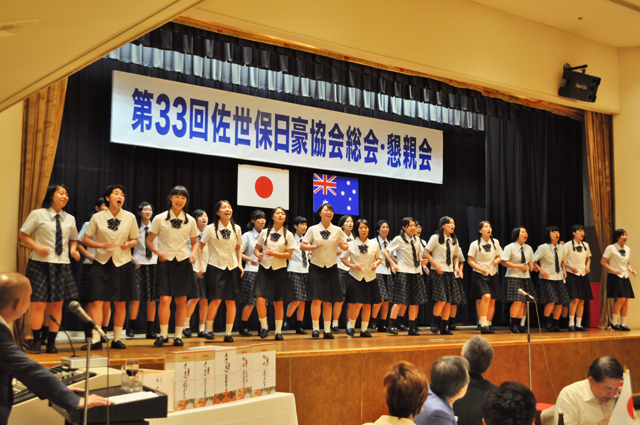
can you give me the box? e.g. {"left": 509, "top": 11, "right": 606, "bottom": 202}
{"left": 479, "top": 316, "right": 487, "bottom": 327}
{"left": 312, "top": 320, "right": 320, "bottom": 331}
{"left": 205, "top": 320, "right": 214, "bottom": 332}
{"left": 92, "top": 329, "right": 100, "bottom": 344}
{"left": 175, "top": 326, "right": 183, "bottom": 339}
{"left": 361, "top": 321, "right": 368, "bottom": 332}
{"left": 184, "top": 317, "right": 191, "bottom": 328}
{"left": 113, "top": 326, "right": 123, "bottom": 342}
{"left": 160, "top": 325, "right": 169, "bottom": 339}
{"left": 259, "top": 317, "right": 268, "bottom": 330}
{"left": 569, "top": 315, "right": 575, "bottom": 326}
{"left": 612, "top": 314, "right": 620, "bottom": 325}
{"left": 347, "top": 319, "right": 353, "bottom": 329}
{"left": 225, "top": 323, "right": 233, "bottom": 335}
{"left": 332, "top": 319, "right": 339, "bottom": 328}
{"left": 576, "top": 317, "right": 582, "bottom": 327}
{"left": 324, "top": 321, "right": 332, "bottom": 332}
{"left": 199, "top": 324, "right": 206, "bottom": 332}
{"left": 275, "top": 320, "right": 283, "bottom": 334}
{"left": 520, "top": 316, "right": 527, "bottom": 326}
{"left": 621, "top": 316, "right": 627, "bottom": 326}
{"left": 487, "top": 320, "right": 492, "bottom": 326}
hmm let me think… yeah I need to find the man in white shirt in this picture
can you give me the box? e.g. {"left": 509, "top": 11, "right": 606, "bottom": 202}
{"left": 554, "top": 356, "right": 624, "bottom": 425}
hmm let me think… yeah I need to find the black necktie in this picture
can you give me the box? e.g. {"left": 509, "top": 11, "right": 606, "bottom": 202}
{"left": 482, "top": 243, "right": 492, "bottom": 253}
{"left": 521, "top": 247, "right": 526, "bottom": 264}
{"left": 383, "top": 241, "right": 390, "bottom": 268}
{"left": 320, "top": 230, "right": 330, "bottom": 240}
{"left": 619, "top": 249, "right": 626, "bottom": 257}
{"left": 554, "top": 247, "right": 560, "bottom": 273}
{"left": 107, "top": 218, "right": 121, "bottom": 231}
{"left": 411, "top": 239, "right": 420, "bottom": 268}
{"left": 358, "top": 244, "right": 368, "bottom": 254}
{"left": 170, "top": 218, "right": 182, "bottom": 229}
{"left": 144, "top": 226, "right": 152, "bottom": 259}
{"left": 220, "top": 228, "right": 231, "bottom": 239}
{"left": 54, "top": 214, "right": 62, "bottom": 256}
{"left": 446, "top": 239, "right": 451, "bottom": 266}
{"left": 302, "top": 249, "right": 308, "bottom": 268}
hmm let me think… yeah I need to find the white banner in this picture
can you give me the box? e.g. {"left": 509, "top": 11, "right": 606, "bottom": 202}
{"left": 111, "top": 71, "right": 444, "bottom": 184}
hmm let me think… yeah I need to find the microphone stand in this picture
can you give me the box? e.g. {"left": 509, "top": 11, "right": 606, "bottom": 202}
{"left": 83, "top": 332, "right": 91, "bottom": 425}
{"left": 526, "top": 299, "right": 532, "bottom": 389}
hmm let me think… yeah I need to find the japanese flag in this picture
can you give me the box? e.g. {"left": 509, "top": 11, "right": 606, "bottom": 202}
{"left": 609, "top": 370, "right": 636, "bottom": 425}
{"left": 237, "top": 164, "right": 289, "bottom": 209}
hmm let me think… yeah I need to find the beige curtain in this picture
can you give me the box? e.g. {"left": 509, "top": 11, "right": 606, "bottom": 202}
{"left": 14, "top": 78, "right": 68, "bottom": 347}
{"left": 584, "top": 111, "right": 614, "bottom": 329}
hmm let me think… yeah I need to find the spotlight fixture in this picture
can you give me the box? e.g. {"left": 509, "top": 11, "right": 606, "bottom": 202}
{"left": 558, "top": 63, "right": 600, "bottom": 103}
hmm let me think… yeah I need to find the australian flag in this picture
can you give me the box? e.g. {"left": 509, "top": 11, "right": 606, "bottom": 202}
{"left": 313, "top": 173, "right": 359, "bottom": 215}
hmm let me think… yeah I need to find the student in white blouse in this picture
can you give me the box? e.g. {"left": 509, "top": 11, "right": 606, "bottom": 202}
{"left": 563, "top": 224, "right": 593, "bottom": 331}
{"left": 601, "top": 228, "right": 637, "bottom": 330}
{"left": 19, "top": 184, "right": 81, "bottom": 354}
{"left": 284, "top": 216, "right": 310, "bottom": 334}
{"left": 253, "top": 207, "right": 295, "bottom": 340}
{"left": 183, "top": 209, "right": 209, "bottom": 338}
{"left": 370, "top": 220, "right": 393, "bottom": 333}
{"left": 239, "top": 210, "right": 266, "bottom": 336}
{"left": 147, "top": 186, "right": 199, "bottom": 347}
{"left": 500, "top": 227, "right": 538, "bottom": 334}
{"left": 333, "top": 215, "right": 355, "bottom": 333}
{"left": 301, "top": 203, "right": 348, "bottom": 339}
{"left": 199, "top": 200, "right": 244, "bottom": 342}
{"left": 533, "top": 226, "right": 570, "bottom": 333}
{"left": 341, "top": 219, "right": 382, "bottom": 337}
{"left": 467, "top": 221, "right": 502, "bottom": 334}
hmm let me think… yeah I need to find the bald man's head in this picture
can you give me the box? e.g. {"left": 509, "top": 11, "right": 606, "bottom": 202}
{"left": 0, "top": 273, "right": 31, "bottom": 317}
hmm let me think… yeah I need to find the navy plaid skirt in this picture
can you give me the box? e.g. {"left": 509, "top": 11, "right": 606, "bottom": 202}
{"left": 241, "top": 271, "right": 258, "bottom": 305}
{"left": 470, "top": 273, "right": 503, "bottom": 300}
{"left": 338, "top": 269, "right": 349, "bottom": 296}
{"left": 504, "top": 277, "right": 537, "bottom": 302}
{"left": 133, "top": 264, "right": 157, "bottom": 303}
{"left": 376, "top": 273, "right": 393, "bottom": 301}
{"left": 190, "top": 271, "right": 206, "bottom": 299}
{"left": 565, "top": 273, "right": 594, "bottom": 301}
{"left": 26, "top": 260, "right": 78, "bottom": 303}
{"left": 389, "top": 272, "right": 428, "bottom": 306}
{"left": 536, "top": 278, "right": 571, "bottom": 306}
{"left": 288, "top": 272, "right": 308, "bottom": 301}
{"left": 426, "top": 271, "right": 463, "bottom": 304}
{"left": 606, "top": 274, "right": 635, "bottom": 299}
{"left": 79, "top": 263, "right": 92, "bottom": 303}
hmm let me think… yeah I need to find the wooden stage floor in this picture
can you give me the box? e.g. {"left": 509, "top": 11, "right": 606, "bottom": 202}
{"left": 27, "top": 327, "right": 640, "bottom": 425}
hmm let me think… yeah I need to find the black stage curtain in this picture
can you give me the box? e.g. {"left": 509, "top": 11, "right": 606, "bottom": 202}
{"left": 52, "top": 57, "right": 583, "bottom": 332}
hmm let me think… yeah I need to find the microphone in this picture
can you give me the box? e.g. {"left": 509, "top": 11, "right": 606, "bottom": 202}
{"left": 518, "top": 288, "right": 535, "bottom": 300}
{"left": 68, "top": 301, "right": 106, "bottom": 337}
{"left": 48, "top": 314, "right": 79, "bottom": 358}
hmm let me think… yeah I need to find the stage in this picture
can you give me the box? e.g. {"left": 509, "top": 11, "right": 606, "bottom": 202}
{"left": 27, "top": 327, "right": 640, "bottom": 425}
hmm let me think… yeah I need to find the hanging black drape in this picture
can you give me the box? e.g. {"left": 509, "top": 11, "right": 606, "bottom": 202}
{"left": 52, "top": 54, "right": 583, "bottom": 332}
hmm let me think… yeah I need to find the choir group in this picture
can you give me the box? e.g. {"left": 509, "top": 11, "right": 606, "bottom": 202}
{"left": 19, "top": 183, "right": 636, "bottom": 353}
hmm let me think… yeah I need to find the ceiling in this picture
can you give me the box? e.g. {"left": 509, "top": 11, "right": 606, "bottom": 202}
{"left": 1, "top": 0, "right": 639, "bottom": 113}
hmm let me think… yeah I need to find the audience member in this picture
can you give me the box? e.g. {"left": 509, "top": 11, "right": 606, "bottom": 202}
{"left": 482, "top": 381, "right": 537, "bottom": 425}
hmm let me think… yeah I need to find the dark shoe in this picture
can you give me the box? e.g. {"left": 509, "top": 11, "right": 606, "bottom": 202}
{"left": 45, "top": 345, "right": 58, "bottom": 354}
{"left": 611, "top": 324, "right": 621, "bottom": 331}
{"left": 204, "top": 331, "right": 214, "bottom": 340}
{"left": 331, "top": 325, "right": 339, "bottom": 333}
{"left": 224, "top": 335, "right": 234, "bottom": 342}
{"left": 126, "top": 328, "right": 135, "bottom": 338}
{"left": 408, "top": 328, "right": 420, "bottom": 336}
{"left": 620, "top": 325, "right": 631, "bottom": 331}
{"left": 346, "top": 327, "right": 355, "bottom": 337}
{"left": 296, "top": 327, "right": 308, "bottom": 335}
{"left": 360, "top": 330, "right": 372, "bottom": 338}
{"left": 274, "top": 333, "right": 283, "bottom": 341}
{"left": 568, "top": 325, "right": 576, "bottom": 332}
{"left": 259, "top": 328, "right": 269, "bottom": 339}
{"left": 182, "top": 327, "right": 192, "bottom": 338}
{"left": 489, "top": 325, "right": 495, "bottom": 332}
{"left": 517, "top": 325, "right": 528, "bottom": 333}
{"left": 387, "top": 327, "right": 398, "bottom": 335}
{"left": 323, "top": 331, "right": 334, "bottom": 339}
{"left": 153, "top": 336, "right": 166, "bottom": 347}
{"left": 146, "top": 331, "right": 157, "bottom": 339}
{"left": 239, "top": 328, "right": 253, "bottom": 337}
{"left": 448, "top": 323, "right": 458, "bottom": 331}
{"left": 430, "top": 316, "right": 440, "bottom": 334}
{"left": 377, "top": 324, "right": 388, "bottom": 333}
{"left": 173, "top": 337, "right": 184, "bottom": 347}
{"left": 545, "top": 322, "right": 554, "bottom": 332}
{"left": 312, "top": 330, "right": 320, "bottom": 338}
{"left": 509, "top": 323, "right": 520, "bottom": 334}
{"left": 111, "top": 340, "right": 127, "bottom": 349}
{"left": 440, "top": 328, "right": 453, "bottom": 335}
{"left": 282, "top": 321, "right": 290, "bottom": 331}
{"left": 26, "top": 339, "right": 41, "bottom": 354}
{"left": 81, "top": 341, "right": 103, "bottom": 351}
{"left": 480, "top": 326, "right": 494, "bottom": 335}
{"left": 477, "top": 323, "right": 482, "bottom": 330}
{"left": 40, "top": 338, "right": 47, "bottom": 346}
{"left": 100, "top": 335, "right": 109, "bottom": 343}
{"left": 575, "top": 326, "right": 588, "bottom": 332}
{"left": 552, "top": 325, "right": 563, "bottom": 332}
{"left": 430, "top": 324, "right": 439, "bottom": 334}
{"left": 398, "top": 324, "right": 407, "bottom": 331}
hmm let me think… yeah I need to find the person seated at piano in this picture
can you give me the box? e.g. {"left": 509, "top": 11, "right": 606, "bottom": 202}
{"left": 0, "top": 272, "right": 111, "bottom": 425}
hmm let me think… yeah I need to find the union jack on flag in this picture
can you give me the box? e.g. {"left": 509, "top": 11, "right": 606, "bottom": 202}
{"left": 312, "top": 173, "right": 359, "bottom": 215}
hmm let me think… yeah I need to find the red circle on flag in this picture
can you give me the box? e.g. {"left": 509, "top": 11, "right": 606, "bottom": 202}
{"left": 628, "top": 395, "right": 635, "bottom": 418}
{"left": 255, "top": 176, "right": 273, "bottom": 199}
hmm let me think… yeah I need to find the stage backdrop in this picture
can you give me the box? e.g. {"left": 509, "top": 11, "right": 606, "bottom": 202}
{"left": 51, "top": 44, "right": 583, "bottom": 330}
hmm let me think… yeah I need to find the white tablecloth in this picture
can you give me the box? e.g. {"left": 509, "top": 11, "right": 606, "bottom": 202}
{"left": 148, "top": 393, "right": 298, "bottom": 425}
